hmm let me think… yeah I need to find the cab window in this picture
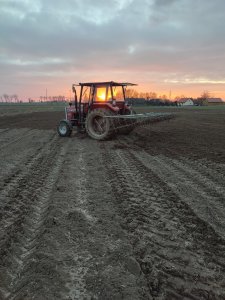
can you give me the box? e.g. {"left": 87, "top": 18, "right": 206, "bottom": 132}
{"left": 112, "top": 86, "right": 124, "bottom": 101}
{"left": 95, "top": 86, "right": 112, "bottom": 101}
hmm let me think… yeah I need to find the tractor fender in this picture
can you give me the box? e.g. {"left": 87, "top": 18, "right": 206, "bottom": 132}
{"left": 105, "top": 103, "right": 120, "bottom": 112}
{"left": 92, "top": 103, "right": 120, "bottom": 113}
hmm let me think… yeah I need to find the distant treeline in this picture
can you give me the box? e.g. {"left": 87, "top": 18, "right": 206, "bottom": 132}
{"left": 0, "top": 94, "right": 67, "bottom": 103}
{"left": 127, "top": 98, "right": 178, "bottom": 106}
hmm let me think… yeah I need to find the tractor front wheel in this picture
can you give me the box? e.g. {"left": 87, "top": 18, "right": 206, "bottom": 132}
{"left": 57, "top": 120, "right": 72, "bottom": 137}
{"left": 85, "top": 109, "right": 115, "bottom": 140}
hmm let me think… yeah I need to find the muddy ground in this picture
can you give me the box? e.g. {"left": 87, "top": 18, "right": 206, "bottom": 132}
{"left": 0, "top": 108, "right": 225, "bottom": 299}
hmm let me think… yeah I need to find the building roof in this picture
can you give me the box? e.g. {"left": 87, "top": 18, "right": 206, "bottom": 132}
{"left": 207, "top": 98, "right": 223, "bottom": 103}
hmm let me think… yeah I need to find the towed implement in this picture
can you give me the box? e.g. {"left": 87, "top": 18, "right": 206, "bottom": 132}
{"left": 57, "top": 81, "right": 174, "bottom": 140}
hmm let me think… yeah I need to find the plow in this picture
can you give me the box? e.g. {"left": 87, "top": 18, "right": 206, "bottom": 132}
{"left": 57, "top": 81, "right": 174, "bottom": 140}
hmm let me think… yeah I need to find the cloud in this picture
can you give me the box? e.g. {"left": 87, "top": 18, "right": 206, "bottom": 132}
{"left": 0, "top": 0, "right": 225, "bottom": 98}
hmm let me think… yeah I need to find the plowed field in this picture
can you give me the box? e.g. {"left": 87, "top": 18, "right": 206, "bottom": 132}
{"left": 0, "top": 108, "right": 225, "bottom": 299}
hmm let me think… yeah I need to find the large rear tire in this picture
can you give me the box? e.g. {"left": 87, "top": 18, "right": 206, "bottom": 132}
{"left": 57, "top": 120, "right": 72, "bottom": 137}
{"left": 85, "top": 109, "right": 115, "bottom": 140}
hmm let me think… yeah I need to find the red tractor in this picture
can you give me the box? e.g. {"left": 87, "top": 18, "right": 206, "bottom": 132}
{"left": 57, "top": 81, "right": 136, "bottom": 140}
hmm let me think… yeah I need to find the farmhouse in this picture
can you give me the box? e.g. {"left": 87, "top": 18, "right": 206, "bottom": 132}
{"left": 207, "top": 98, "right": 224, "bottom": 105}
{"left": 178, "top": 98, "right": 194, "bottom": 106}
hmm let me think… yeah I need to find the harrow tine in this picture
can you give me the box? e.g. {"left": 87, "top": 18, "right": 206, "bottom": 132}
{"left": 104, "top": 112, "right": 175, "bottom": 132}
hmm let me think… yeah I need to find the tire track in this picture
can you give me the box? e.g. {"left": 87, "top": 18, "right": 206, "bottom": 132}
{"left": 0, "top": 130, "right": 56, "bottom": 184}
{"left": 122, "top": 134, "right": 225, "bottom": 237}
{"left": 0, "top": 133, "right": 57, "bottom": 212}
{"left": 13, "top": 138, "right": 149, "bottom": 300}
{"left": 156, "top": 143, "right": 225, "bottom": 188}
{"left": 0, "top": 129, "right": 33, "bottom": 151}
{"left": 57, "top": 140, "right": 95, "bottom": 300}
{"left": 162, "top": 156, "right": 225, "bottom": 197}
{"left": 0, "top": 128, "right": 29, "bottom": 151}
{"left": 101, "top": 143, "right": 225, "bottom": 299}
{"left": 0, "top": 137, "right": 67, "bottom": 299}
{"left": 62, "top": 139, "right": 149, "bottom": 300}
{"left": 132, "top": 150, "right": 225, "bottom": 240}
{"left": 0, "top": 129, "right": 11, "bottom": 136}
{"left": 181, "top": 158, "right": 225, "bottom": 187}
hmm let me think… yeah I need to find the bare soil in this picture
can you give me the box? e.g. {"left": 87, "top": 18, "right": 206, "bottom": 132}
{"left": 0, "top": 108, "right": 225, "bottom": 299}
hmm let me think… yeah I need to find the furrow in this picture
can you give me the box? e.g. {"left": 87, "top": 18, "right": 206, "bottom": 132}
{"left": 0, "top": 130, "right": 56, "bottom": 188}
{"left": 101, "top": 144, "right": 225, "bottom": 299}
{"left": 0, "top": 136, "right": 59, "bottom": 238}
{"left": 0, "top": 139, "right": 68, "bottom": 299}
{"left": 0, "top": 129, "right": 26, "bottom": 142}
{"left": 0, "top": 129, "right": 11, "bottom": 137}
{"left": 62, "top": 141, "right": 95, "bottom": 300}
{"left": 0, "top": 134, "right": 57, "bottom": 210}
{"left": 0, "top": 129, "right": 33, "bottom": 151}
{"left": 125, "top": 133, "right": 225, "bottom": 182}
{"left": 163, "top": 156, "right": 225, "bottom": 198}
{"left": 181, "top": 157, "right": 225, "bottom": 188}
{"left": 132, "top": 150, "right": 225, "bottom": 239}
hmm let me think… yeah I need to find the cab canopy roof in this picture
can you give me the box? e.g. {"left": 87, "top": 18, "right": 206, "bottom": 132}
{"left": 73, "top": 81, "right": 137, "bottom": 87}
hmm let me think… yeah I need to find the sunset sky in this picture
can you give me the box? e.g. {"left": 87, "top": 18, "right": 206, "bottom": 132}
{"left": 0, "top": 0, "right": 225, "bottom": 100}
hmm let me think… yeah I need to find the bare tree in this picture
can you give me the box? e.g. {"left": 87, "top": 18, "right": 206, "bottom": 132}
{"left": 8, "top": 95, "right": 13, "bottom": 103}
{"left": 147, "top": 92, "right": 158, "bottom": 99}
{"left": 139, "top": 92, "right": 145, "bottom": 99}
{"left": 174, "top": 95, "right": 185, "bottom": 101}
{"left": 12, "top": 94, "right": 18, "bottom": 102}
{"left": 126, "top": 89, "right": 139, "bottom": 98}
{"left": 200, "top": 90, "right": 211, "bottom": 100}
{"left": 3, "top": 94, "right": 9, "bottom": 102}
{"left": 160, "top": 94, "right": 168, "bottom": 100}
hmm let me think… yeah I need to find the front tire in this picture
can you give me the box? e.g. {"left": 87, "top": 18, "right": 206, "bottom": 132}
{"left": 57, "top": 120, "right": 72, "bottom": 137}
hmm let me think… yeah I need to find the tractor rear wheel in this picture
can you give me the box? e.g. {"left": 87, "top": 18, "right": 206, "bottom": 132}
{"left": 57, "top": 120, "right": 72, "bottom": 137}
{"left": 85, "top": 109, "right": 115, "bottom": 140}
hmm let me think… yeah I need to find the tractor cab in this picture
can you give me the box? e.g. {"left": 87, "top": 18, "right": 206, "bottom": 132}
{"left": 75, "top": 81, "right": 135, "bottom": 105}
{"left": 65, "top": 81, "right": 136, "bottom": 127}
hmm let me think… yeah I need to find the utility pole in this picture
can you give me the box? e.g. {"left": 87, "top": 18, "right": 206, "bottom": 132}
{"left": 46, "top": 88, "right": 48, "bottom": 101}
